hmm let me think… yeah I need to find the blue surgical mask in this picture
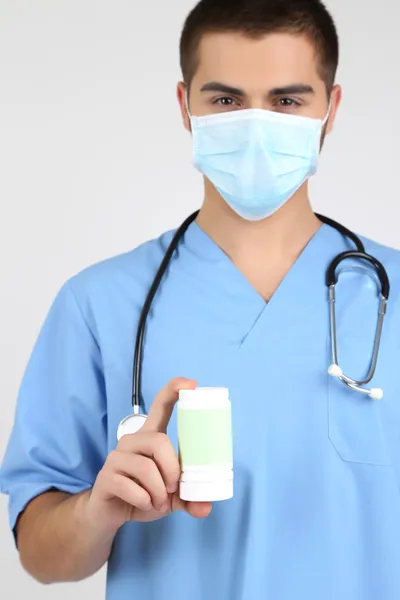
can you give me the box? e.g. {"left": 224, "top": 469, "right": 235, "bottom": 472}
{"left": 188, "top": 105, "right": 330, "bottom": 221}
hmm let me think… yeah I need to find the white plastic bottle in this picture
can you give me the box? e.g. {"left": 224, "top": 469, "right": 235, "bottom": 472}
{"left": 177, "top": 387, "right": 233, "bottom": 502}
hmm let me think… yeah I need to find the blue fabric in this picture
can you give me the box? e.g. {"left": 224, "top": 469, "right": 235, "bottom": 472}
{"left": 2, "top": 221, "right": 400, "bottom": 600}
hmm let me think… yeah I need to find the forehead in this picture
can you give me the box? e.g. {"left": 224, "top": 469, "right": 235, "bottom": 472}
{"left": 193, "top": 32, "right": 323, "bottom": 91}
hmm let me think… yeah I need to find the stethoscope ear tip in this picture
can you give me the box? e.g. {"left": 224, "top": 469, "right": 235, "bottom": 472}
{"left": 369, "top": 388, "right": 384, "bottom": 401}
{"left": 328, "top": 364, "right": 343, "bottom": 378}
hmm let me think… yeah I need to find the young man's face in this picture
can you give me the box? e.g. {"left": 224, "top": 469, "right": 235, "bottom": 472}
{"left": 178, "top": 31, "right": 341, "bottom": 134}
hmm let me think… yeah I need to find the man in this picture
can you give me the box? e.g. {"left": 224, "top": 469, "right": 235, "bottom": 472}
{"left": 2, "top": 0, "right": 400, "bottom": 599}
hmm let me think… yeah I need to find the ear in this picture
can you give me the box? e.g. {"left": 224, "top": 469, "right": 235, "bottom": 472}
{"left": 177, "top": 82, "right": 191, "bottom": 132}
{"left": 325, "top": 84, "right": 342, "bottom": 135}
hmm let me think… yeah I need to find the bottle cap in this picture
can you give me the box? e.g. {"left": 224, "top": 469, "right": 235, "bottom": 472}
{"left": 178, "top": 387, "right": 229, "bottom": 409}
{"left": 180, "top": 478, "right": 233, "bottom": 502}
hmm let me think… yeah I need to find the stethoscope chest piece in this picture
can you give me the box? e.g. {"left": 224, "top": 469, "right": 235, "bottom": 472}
{"left": 117, "top": 413, "right": 147, "bottom": 441}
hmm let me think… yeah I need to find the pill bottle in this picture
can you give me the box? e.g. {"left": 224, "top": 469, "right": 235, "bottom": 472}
{"left": 178, "top": 387, "right": 233, "bottom": 502}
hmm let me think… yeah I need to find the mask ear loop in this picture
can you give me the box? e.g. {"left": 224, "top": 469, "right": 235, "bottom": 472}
{"left": 322, "top": 98, "right": 332, "bottom": 127}
{"left": 185, "top": 91, "right": 193, "bottom": 133}
{"left": 185, "top": 91, "right": 192, "bottom": 119}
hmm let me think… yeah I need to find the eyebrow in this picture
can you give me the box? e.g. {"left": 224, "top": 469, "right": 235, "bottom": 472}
{"left": 200, "top": 82, "right": 245, "bottom": 96}
{"left": 268, "top": 84, "right": 315, "bottom": 97}
{"left": 200, "top": 82, "right": 315, "bottom": 97}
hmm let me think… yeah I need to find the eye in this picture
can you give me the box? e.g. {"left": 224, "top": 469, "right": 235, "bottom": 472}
{"left": 213, "top": 96, "right": 238, "bottom": 107}
{"left": 276, "top": 97, "right": 301, "bottom": 109}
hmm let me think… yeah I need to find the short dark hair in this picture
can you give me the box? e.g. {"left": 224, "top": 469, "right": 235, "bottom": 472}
{"left": 180, "top": 0, "right": 339, "bottom": 95}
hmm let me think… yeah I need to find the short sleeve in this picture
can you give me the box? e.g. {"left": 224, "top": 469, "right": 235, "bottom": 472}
{"left": 0, "top": 280, "right": 107, "bottom": 531}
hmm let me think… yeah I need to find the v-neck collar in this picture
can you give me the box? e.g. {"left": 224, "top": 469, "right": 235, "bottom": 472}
{"left": 183, "top": 219, "right": 330, "bottom": 303}
{"left": 182, "top": 220, "right": 347, "bottom": 351}
{"left": 182, "top": 220, "right": 230, "bottom": 264}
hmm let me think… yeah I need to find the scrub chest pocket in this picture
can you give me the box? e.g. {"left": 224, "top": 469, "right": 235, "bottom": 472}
{"left": 327, "top": 323, "right": 392, "bottom": 467}
{"left": 328, "top": 376, "right": 391, "bottom": 466}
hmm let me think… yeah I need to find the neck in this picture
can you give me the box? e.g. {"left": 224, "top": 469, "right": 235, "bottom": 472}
{"left": 196, "top": 181, "right": 322, "bottom": 301}
{"left": 197, "top": 181, "right": 321, "bottom": 262}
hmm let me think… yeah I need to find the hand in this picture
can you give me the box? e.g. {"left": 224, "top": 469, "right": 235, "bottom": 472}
{"left": 86, "top": 378, "right": 212, "bottom": 533}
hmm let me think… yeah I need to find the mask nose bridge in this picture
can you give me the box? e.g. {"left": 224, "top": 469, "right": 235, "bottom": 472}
{"left": 247, "top": 113, "right": 266, "bottom": 152}
{"left": 241, "top": 115, "right": 269, "bottom": 185}
{"left": 250, "top": 114, "right": 270, "bottom": 170}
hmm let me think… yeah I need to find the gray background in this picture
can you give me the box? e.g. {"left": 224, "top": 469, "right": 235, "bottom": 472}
{"left": 0, "top": 0, "right": 399, "bottom": 597}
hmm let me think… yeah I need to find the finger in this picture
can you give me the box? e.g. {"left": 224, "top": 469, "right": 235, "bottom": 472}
{"left": 172, "top": 493, "right": 212, "bottom": 519}
{"left": 186, "top": 502, "right": 212, "bottom": 519}
{"left": 118, "top": 433, "right": 180, "bottom": 494}
{"left": 113, "top": 453, "right": 169, "bottom": 512}
{"left": 143, "top": 377, "right": 197, "bottom": 433}
{"left": 110, "top": 473, "right": 152, "bottom": 512}
{"left": 147, "top": 433, "right": 180, "bottom": 494}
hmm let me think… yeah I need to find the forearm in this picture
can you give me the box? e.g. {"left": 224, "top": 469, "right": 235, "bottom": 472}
{"left": 16, "top": 490, "right": 117, "bottom": 584}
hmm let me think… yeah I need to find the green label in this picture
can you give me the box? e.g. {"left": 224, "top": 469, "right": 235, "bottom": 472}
{"left": 178, "top": 407, "right": 233, "bottom": 466}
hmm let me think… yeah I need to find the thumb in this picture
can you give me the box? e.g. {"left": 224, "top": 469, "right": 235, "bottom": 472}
{"left": 171, "top": 492, "right": 212, "bottom": 519}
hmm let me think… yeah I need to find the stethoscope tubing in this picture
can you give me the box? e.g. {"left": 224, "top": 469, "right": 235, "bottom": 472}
{"left": 131, "top": 212, "right": 390, "bottom": 414}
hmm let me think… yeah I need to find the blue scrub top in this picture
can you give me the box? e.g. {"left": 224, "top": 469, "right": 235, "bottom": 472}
{"left": 2, "top": 221, "right": 400, "bottom": 600}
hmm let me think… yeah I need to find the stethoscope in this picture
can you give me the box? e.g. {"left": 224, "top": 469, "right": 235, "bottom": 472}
{"left": 117, "top": 212, "right": 390, "bottom": 440}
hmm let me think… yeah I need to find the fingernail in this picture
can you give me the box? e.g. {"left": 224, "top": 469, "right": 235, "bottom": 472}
{"left": 160, "top": 504, "right": 169, "bottom": 513}
{"left": 167, "top": 484, "right": 178, "bottom": 494}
